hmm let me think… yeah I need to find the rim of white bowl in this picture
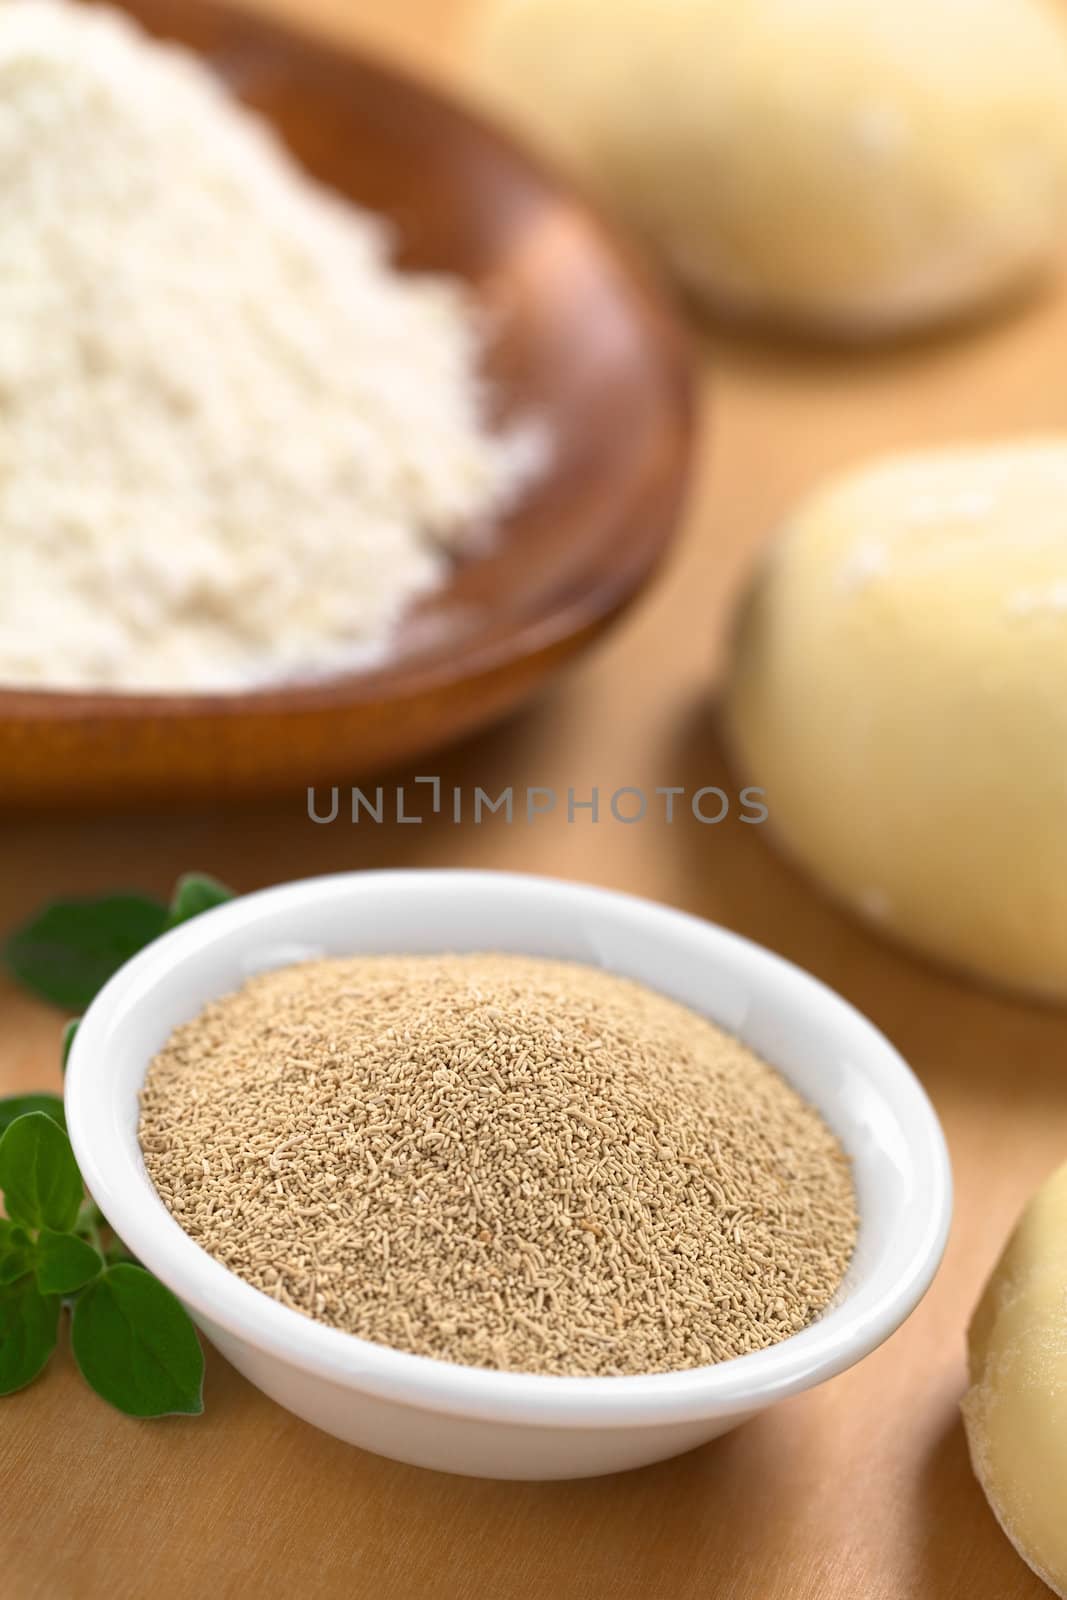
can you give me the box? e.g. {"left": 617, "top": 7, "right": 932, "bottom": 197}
{"left": 66, "top": 870, "right": 952, "bottom": 1430}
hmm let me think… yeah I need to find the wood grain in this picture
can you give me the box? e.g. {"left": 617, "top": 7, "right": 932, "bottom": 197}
{"left": 2, "top": 1, "right": 1066, "bottom": 1596}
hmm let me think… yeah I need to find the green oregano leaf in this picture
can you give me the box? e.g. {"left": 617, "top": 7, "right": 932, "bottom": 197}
{"left": 0, "top": 1255, "right": 31, "bottom": 1288}
{"left": 0, "top": 1220, "right": 34, "bottom": 1286}
{"left": 5, "top": 893, "right": 167, "bottom": 1009}
{"left": 34, "top": 1230, "right": 103, "bottom": 1297}
{"left": 0, "top": 874, "right": 232, "bottom": 1421}
{"left": 165, "top": 873, "right": 234, "bottom": 931}
{"left": 71, "top": 1264, "right": 204, "bottom": 1418}
{"left": 61, "top": 1019, "right": 80, "bottom": 1075}
{"left": 0, "top": 1112, "right": 83, "bottom": 1232}
{"left": 0, "top": 1276, "right": 60, "bottom": 1395}
{"left": 0, "top": 1093, "right": 65, "bottom": 1137}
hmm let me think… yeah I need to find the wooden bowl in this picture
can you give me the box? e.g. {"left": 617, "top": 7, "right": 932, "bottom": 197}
{"left": 2, "top": 0, "right": 696, "bottom": 811}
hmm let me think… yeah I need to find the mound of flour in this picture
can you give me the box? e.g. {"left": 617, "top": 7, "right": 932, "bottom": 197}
{"left": 0, "top": 0, "right": 537, "bottom": 691}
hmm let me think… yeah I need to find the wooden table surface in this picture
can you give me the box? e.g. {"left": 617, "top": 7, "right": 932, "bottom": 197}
{"left": 4, "top": 2, "right": 1067, "bottom": 1596}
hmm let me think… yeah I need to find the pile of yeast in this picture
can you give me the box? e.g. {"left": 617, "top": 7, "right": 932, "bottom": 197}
{"left": 139, "top": 954, "right": 859, "bottom": 1378}
{"left": 0, "top": 1, "right": 535, "bottom": 692}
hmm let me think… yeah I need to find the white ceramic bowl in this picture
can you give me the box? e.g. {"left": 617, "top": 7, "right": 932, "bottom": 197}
{"left": 66, "top": 871, "right": 951, "bottom": 1480}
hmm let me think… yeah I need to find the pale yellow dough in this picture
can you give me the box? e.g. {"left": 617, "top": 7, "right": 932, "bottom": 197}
{"left": 473, "top": 0, "right": 1067, "bottom": 335}
{"left": 963, "top": 1161, "right": 1067, "bottom": 1597}
{"left": 723, "top": 439, "right": 1067, "bottom": 1000}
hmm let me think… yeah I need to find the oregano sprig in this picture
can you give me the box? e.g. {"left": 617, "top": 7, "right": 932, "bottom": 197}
{"left": 0, "top": 1114, "right": 204, "bottom": 1413}
{"left": 0, "top": 871, "right": 233, "bottom": 1417}
{"left": 4, "top": 872, "right": 234, "bottom": 1012}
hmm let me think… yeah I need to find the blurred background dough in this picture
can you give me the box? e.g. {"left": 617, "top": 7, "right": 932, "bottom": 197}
{"left": 473, "top": 0, "right": 1067, "bottom": 336}
{"left": 723, "top": 438, "right": 1067, "bottom": 1000}
{"left": 964, "top": 1161, "right": 1067, "bottom": 1598}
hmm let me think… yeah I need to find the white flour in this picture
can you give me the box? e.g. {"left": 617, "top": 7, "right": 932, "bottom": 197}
{"left": 0, "top": 0, "right": 538, "bottom": 692}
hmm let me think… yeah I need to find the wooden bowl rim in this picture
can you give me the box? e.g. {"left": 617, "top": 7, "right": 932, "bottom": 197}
{"left": 2, "top": 3, "right": 699, "bottom": 727}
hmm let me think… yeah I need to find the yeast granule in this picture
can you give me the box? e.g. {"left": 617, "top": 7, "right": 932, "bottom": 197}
{"left": 139, "top": 955, "right": 858, "bottom": 1377}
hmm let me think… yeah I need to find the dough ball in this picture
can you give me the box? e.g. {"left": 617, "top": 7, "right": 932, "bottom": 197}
{"left": 963, "top": 1161, "right": 1067, "bottom": 1597}
{"left": 723, "top": 439, "right": 1067, "bottom": 1000}
{"left": 473, "top": 0, "right": 1067, "bottom": 336}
